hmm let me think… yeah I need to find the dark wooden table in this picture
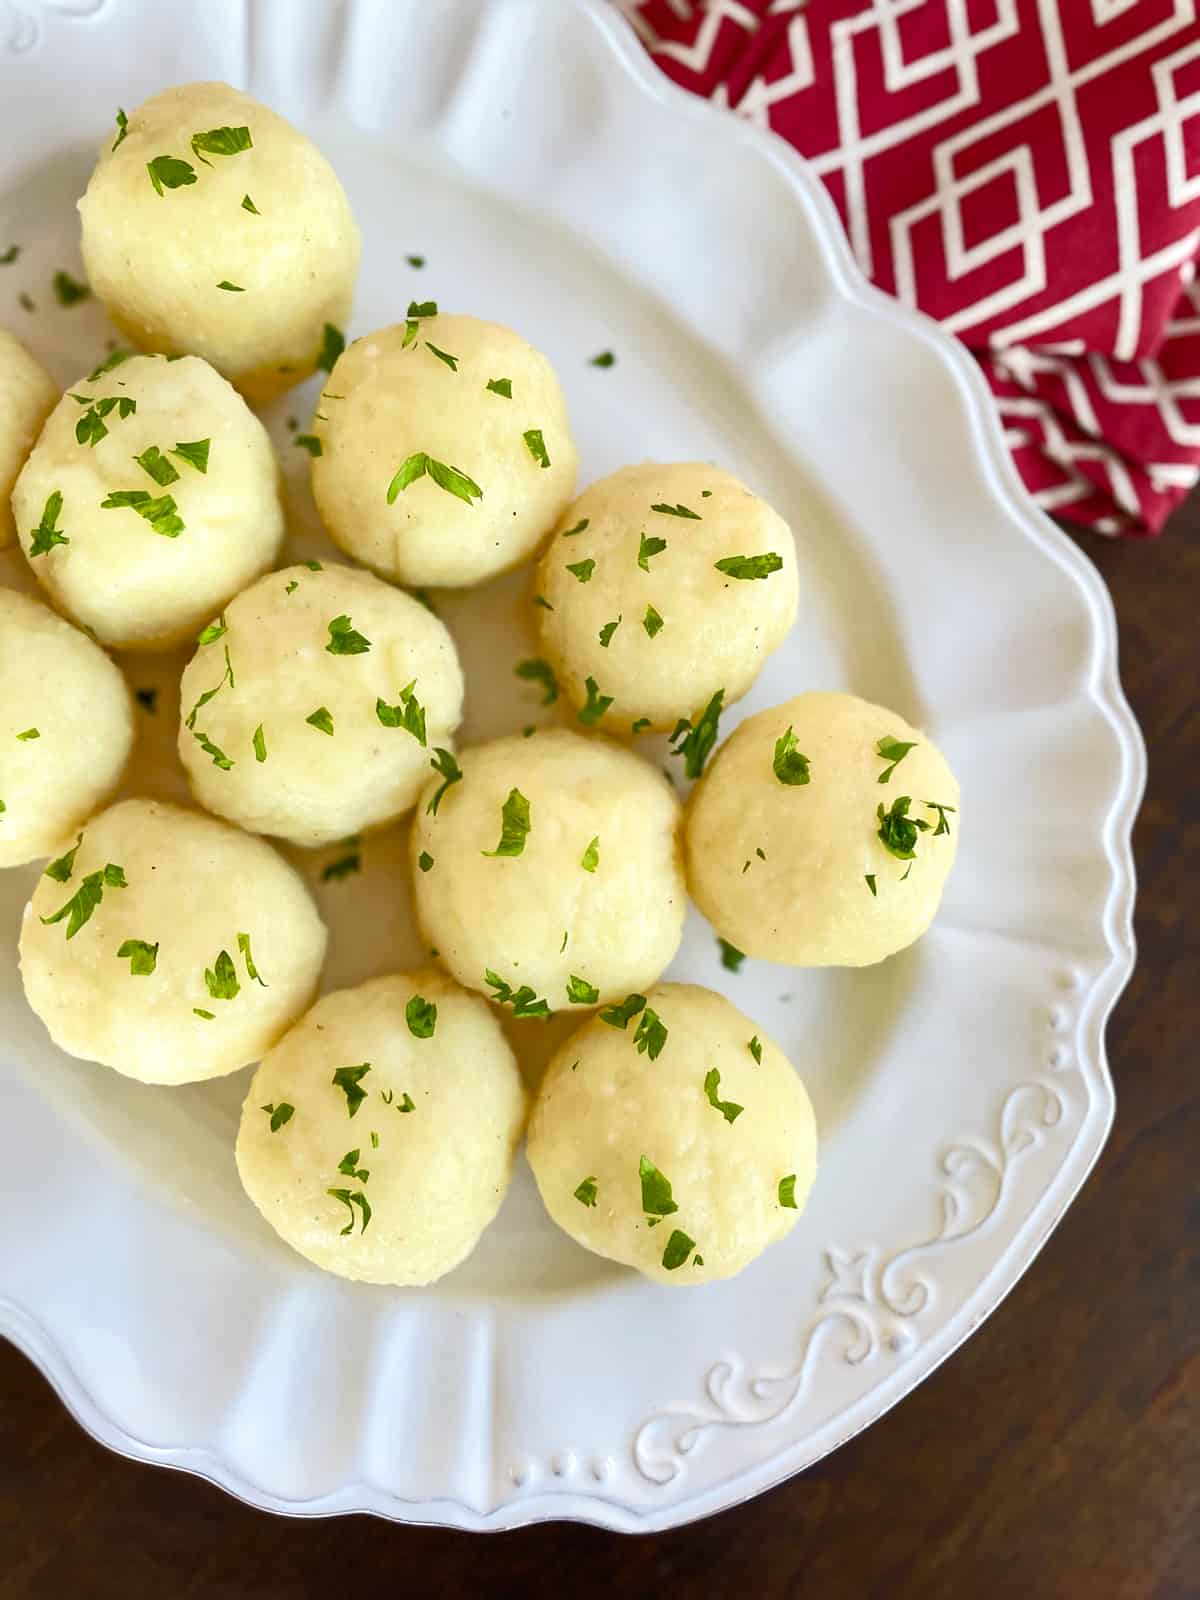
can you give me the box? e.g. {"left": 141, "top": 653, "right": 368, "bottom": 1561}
{"left": 2, "top": 510, "right": 1196, "bottom": 1600}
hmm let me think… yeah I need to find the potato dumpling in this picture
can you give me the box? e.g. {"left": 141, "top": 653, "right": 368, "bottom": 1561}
{"left": 311, "top": 313, "right": 578, "bottom": 587}
{"left": 178, "top": 562, "right": 464, "bottom": 848}
{"left": 0, "top": 330, "right": 57, "bottom": 550}
{"left": 535, "top": 463, "right": 798, "bottom": 732}
{"left": 79, "top": 82, "right": 360, "bottom": 402}
{"left": 527, "top": 983, "right": 817, "bottom": 1284}
{"left": 12, "top": 354, "right": 283, "bottom": 650}
{"left": 0, "top": 589, "right": 133, "bottom": 867}
{"left": 19, "top": 798, "right": 326, "bottom": 1084}
{"left": 236, "top": 970, "right": 526, "bottom": 1286}
{"left": 411, "top": 730, "right": 684, "bottom": 1011}
{"left": 686, "top": 692, "right": 960, "bottom": 967}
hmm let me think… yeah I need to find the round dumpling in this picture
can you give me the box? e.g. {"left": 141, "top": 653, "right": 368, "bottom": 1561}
{"left": 235, "top": 970, "right": 527, "bottom": 1285}
{"left": 178, "top": 562, "right": 464, "bottom": 848}
{"left": 0, "top": 330, "right": 57, "bottom": 550}
{"left": 527, "top": 983, "right": 818, "bottom": 1284}
{"left": 685, "top": 691, "right": 960, "bottom": 967}
{"left": 535, "top": 463, "right": 798, "bottom": 732}
{"left": 0, "top": 589, "right": 133, "bottom": 867}
{"left": 412, "top": 730, "right": 684, "bottom": 1011}
{"left": 19, "top": 798, "right": 327, "bottom": 1084}
{"left": 78, "top": 82, "right": 360, "bottom": 402}
{"left": 12, "top": 354, "right": 284, "bottom": 650}
{"left": 310, "top": 313, "right": 578, "bottom": 587}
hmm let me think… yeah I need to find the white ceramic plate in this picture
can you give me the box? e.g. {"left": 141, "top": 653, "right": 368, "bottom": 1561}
{"left": 0, "top": 0, "right": 1143, "bottom": 1533}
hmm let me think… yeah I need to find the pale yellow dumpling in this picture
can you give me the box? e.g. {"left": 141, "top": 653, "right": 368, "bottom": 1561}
{"left": 79, "top": 82, "right": 360, "bottom": 401}
{"left": 527, "top": 984, "right": 818, "bottom": 1285}
{"left": 685, "top": 692, "right": 960, "bottom": 967}
{"left": 236, "top": 971, "right": 527, "bottom": 1286}
{"left": 0, "top": 329, "right": 57, "bottom": 550}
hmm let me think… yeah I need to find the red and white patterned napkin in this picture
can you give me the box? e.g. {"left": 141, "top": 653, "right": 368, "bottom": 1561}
{"left": 619, "top": 0, "right": 1200, "bottom": 537}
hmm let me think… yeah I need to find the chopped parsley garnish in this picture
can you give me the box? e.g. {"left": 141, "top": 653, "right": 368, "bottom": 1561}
{"left": 639, "top": 1155, "right": 677, "bottom": 1217}
{"left": 402, "top": 299, "right": 438, "bottom": 346}
{"left": 580, "top": 835, "right": 599, "bottom": 873}
{"left": 285, "top": 581, "right": 298, "bottom": 595}
{"left": 72, "top": 393, "right": 136, "bottom": 447}
{"left": 637, "top": 533, "right": 667, "bottom": 571}
{"left": 703, "top": 1067, "right": 743, "bottom": 1124}
{"left": 192, "top": 730, "right": 233, "bottom": 769}
{"left": 418, "top": 851, "right": 434, "bottom": 872}
{"left": 668, "top": 688, "right": 724, "bottom": 778}
{"left": 406, "top": 994, "right": 437, "bottom": 1038}
{"left": 44, "top": 834, "right": 82, "bottom": 883}
{"left": 407, "top": 254, "right": 425, "bottom": 268}
{"left": 533, "top": 595, "right": 554, "bottom": 610}
{"left": 252, "top": 724, "right": 267, "bottom": 762}
{"left": 28, "top": 491, "right": 68, "bottom": 556}
{"left": 482, "top": 787, "right": 531, "bottom": 857}
{"left": 337, "top": 1147, "right": 370, "bottom": 1182}
{"left": 172, "top": 438, "right": 210, "bottom": 473}
{"left": 514, "top": 657, "right": 558, "bottom": 705}
{"left": 631, "top": 718, "right": 652, "bottom": 735}
{"left": 306, "top": 706, "right": 335, "bottom": 736}
{"left": 190, "top": 125, "right": 253, "bottom": 163}
{"left": 237, "top": 931, "right": 266, "bottom": 986}
{"left": 634, "top": 1008, "right": 667, "bottom": 1060}
{"left": 865, "top": 873, "right": 877, "bottom": 896}
{"left": 778, "top": 1174, "right": 798, "bottom": 1209}
{"left": 317, "top": 323, "right": 345, "bottom": 373}
{"left": 327, "top": 1187, "right": 371, "bottom": 1235}
{"left": 574, "top": 1176, "right": 598, "bottom": 1206}
{"left": 325, "top": 613, "right": 372, "bottom": 655}
{"left": 901, "top": 862, "right": 913, "bottom": 881}
{"left": 135, "top": 688, "right": 158, "bottom": 713}
{"left": 261, "top": 1102, "right": 294, "bottom": 1133}
{"left": 15, "top": 728, "right": 38, "bottom": 740}
{"left": 566, "top": 974, "right": 600, "bottom": 1005}
{"left": 578, "top": 676, "right": 613, "bottom": 727}
{"left": 41, "top": 863, "right": 126, "bottom": 939}
{"left": 386, "top": 451, "right": 483, "bottom": 506}
{"left": 772, "top": 727, "right": 811, "bottom": 786}
{"left": 147, "top": 155, "right": 197, "bottom": 195}
{"left": 241, "top": 194, "right": 260, "bottom": 214}
{"left": 395, "top": 1093, "right": 416, "bottom": 1114}
{"left": 112, "top": 108, "right": 128, "bottom": 150}
{"left": 0, "top": 244, "right": 17, "bottom": 264}
{"left": 523, "top": 429, "right": 550, "bottom": 469}
{"left": 304, "top": 559, "right": 323, "bottom": 570}
{"left": 424, "top": 341, "right": 458, "bottom": 371}
{"left": 651, "top": 501, "right": 700, "bottom": 519}
{"left": 598, "top": 617, "right": 620, "bottom": 647}
{"left": 662, "top": 1229, "right": 696, "bottom": 1270}
{"left": 566, "top": 558, "right": 595, "bottom": 583}
{"left": 561, "top": 518, "right": 589, "bottom": 537}
{"left": 925, "top": 800, "right": 957, "bottom": 836}
{"left": 376, "top": 682, "right": 426, "bottom": 744}
{"left": 193, "top": 1008, "right": 215, "bottom": 1020}
{"left": 748, "top": 1036, "right": 763, "bottom": 1065}
{"left": 486, "top": 377, "right": 512, "bottom": 398}
{"left": 717, "top": 938, "right": 745, "bottom": 972}
{"left": 203, "top": 949, "right": 239, "bottom": 1001}
{"left": 876, "top": 795, "right": 929, "bottom": 860}
{"left": 322, "top": 838, "right": 361, "bottom": 880}
{"left": 294, "top": 433, "right": 322, "bottom": 456}
{"left": 332, "top": 1062, "right": 371, "bottom": 1116}
{"left": 52, "top": 270, "right": 89, "bottom": 306}
{"left": 714, "top": 553, "right": 783, "bottom": 580}
{"left": 642, "top": 605, "right": 664, "bottom": 637}
{"left": 87, "top": 349, "right": 133, "bottom": 381}
{"left": 117, "top": 938, "right": 158, "bottom": 975}
{"left": 601, "top": 993, "right": 646, "bottom": 1029}
{"left": 134, "top": 445, "right": 180, "bottom": 487}
{"left": 876, "top": 735, "right": 917, "bottom": 784}
{"left": 484, "top": 971, "right": 551, "bottom": 1018}
{"left": 589, "top": 351, "right": 616, "bottom": 368}
{"left": 216, "top": 280, "right": 244, "bottom": 292}
{"left": 370, "top": 1131, "right": 379, "bottom": 1148}
{"left": 100, "top": 488, "right": 184, "bottom": 538}
{"left": 427, "top": 748, "right": 462, "bottom": 813}
{"left": 197, "top": 615, "right": 227, "bottom": 646}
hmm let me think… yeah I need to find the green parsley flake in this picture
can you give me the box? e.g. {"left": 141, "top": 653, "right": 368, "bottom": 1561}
{"left": 370, "top": 1131, "right": 379, "bottom": 1148}
{"left": 216, "top": 280, "right": 244, "bottom": 292}
{"left": 396, "top": 1093, "right": 416, "bottom": 1114}
{"left": 407, "top": 254, "right": 425, "bottom": 268}
{"left": 778, "top": 1174, "right": 798, "bottom": 1209}
{"left": 748, "top": 1036, "right": 763, "bottom": 1065}
{"left": 197, "top": 615, "right": 227, "bottom": 646}
{"left": 41, "top": 863, "right": 126, "bottom": 939}
{"left": 111, "top": 108, "right": 128, "bottom": 150}
{"left": 294, "top": 433, "right": 322, "bottom": 457}
{"left": 669, "top": 689, "right": 724, "bottom": 779}
{"left": 191, "top": 125, "right": 253, "bottom": 163}
{"left": 634, "top": 1008, "right": 667, "bottom": 1060}
{"left": 241, "top": 194, "right": 260, "bottom": 214}
{"left": 52, "top": 270, "right": 89, "bottom": 306}
{"left": 662, "top": 1229, "right": 696, "bottom": 1270}
{"left": 566, "top": 974, "right": 600, "bottom": 1005}
{"left": 172, "top": 438, "right": 210, "bottom": 473}
{"left": 637, "top": 533, "right": 667, "bottom": 572}
{"left": 533, "top": 595, "right": 554, "bottom": 611}
{"left": 427, "top": 748, "right": 462, "bottom": 814}
{"left": 876, "top": 735, "right": 917, "bottom": 784}
{"left": 332, "top": 1062, "right": 371, "bottom": 1116}
{"left": 194, "top": 1008, "right": 215, "bottom": 1020}
{"left": 580, "top": 835, "right": 600, "bottom": 873}
{"left": 304, "top": 559, "right": 323, "bottom": 570}
{"left": 100, "top": 488, "right": 184, "bottom": 538}
{"left": 651, "top": 501, "right": 700, "bottom": 519}
{"left": 865, "top": 873, "right": 877, "bottom": 896}
{"left": 29, "top": 491, "right": 69, "bottom": 557}
{"left": 192, "top": 729, "right": 233, "bottom": 770}
{"left": 482, "top": 788, "right": 531, "bottom": 858}
{"left": 327, "top": 1187, "right": 372, "bottom": 1236}
{"left": 203, "top": 949, "right": 239, "bottom": 1001}
{"left": 523, "top": 429, "right": 551, "bottom": 468}
{"left": 386, "top": 451, "right": 483, "bottom": 506}
{"left": 486, "top": 377, "right": 512, "bottom": 398}
{"left": 134, "top": 445, "right": 180, "bottom": 487}
{"left": 406, "top": 994, "right": 437, "bottom": 1039}
{"left": 337, "top": 1147, "right": 369, "bottom": 1182}
{"left": 261, "top": 1102, "right": 294, "bottom": 1133}
{"left": 578, "top": 676, "right": 613, "bottom": 727}
{"left": 703, "top": 1067, "right": 743, "bottom": 1124}
{"left": 44, "top": 834, "right": 82, "bottom": 883}
{"left": 325, "top": 613, "right": 371, "bottom": 655}
{"left": 925, "top": 801, "right": 957, "bottom": 836}
{"left": 561, "top": 518, "right": 589, "bottom": 537}
{"left": 402, "top": 299, "right": 438, "bottom": 346}
{"left": 631, "top": 718, "right": 652, "bottom": 735}
{"left": 375, "top": 681, "right": 427, "bottom": 745}
{"left": 643, "top": 604, "right": 664, "bottom": 638}
{"left": 237, "top": 931, "right": 266, "bottom": 986}
{"left": 322, "top": 842, "right": 361, "bottom": 881}
{"left": 0, "top": 244, "right": 17, "bottom": 264}
{"left": 306, "top": 706, "right": 335, "bottom": 736}
{"left": 718, "top": 938, "right": 746, "bottom": 972}
{"left": 284, "top": 581, "right": 298, "bottom": 595}
{"left": 601, "top": 993, "right": 646, "bottom": 1029}
{"left": 484, "top": 971, "right": 551, "bottom": 1018}
{"left": 590, "top": 351, "right": 616, "bottom": 368}
{"left": 773, "top": 726, "right": 811, "bottom": 786}
{"left": 317, "top": 323, "right": 345, "bottom": 373}
{"left": 514, "top": 657, "right": 558, "bottom": 705}
{"left": 876, "top": 795, "right": 929, "bottom": 860}
{"left": 566, "top": 558, "right": 595, "bottom": 583}
{"left": 72, "top": 393, "right": 136, "bottom": 447}
{"left": 574, "top": 1176, "right": 598, "bottom": 1206}
{"left": 639, "top": 1155, "right": 678, "bottom": 1217}
{"left": 714, "top": 553, "right": 783, "bottom": 580}
{"left": 147, "top": 155, "right": 197, "bottom": 195}
{"left": 418, "top": 851, "right": 434, "bottom": 872}
{"left": 117, "top": 938, "right": 158, "bottom": 975}
{"left": 87, "top": 350, "right": 134, "bottom": 382}
{"left": 598, "top": 616, "right": 621, "bottom": 648}
{"left": 15, "top": 728, "right": 38, "bottom": 741}
{"left": 252, "top": 724, "right": 267, "bottom": 762}
{"left": 424, "top": 341, "right": 458, "bottom": 371}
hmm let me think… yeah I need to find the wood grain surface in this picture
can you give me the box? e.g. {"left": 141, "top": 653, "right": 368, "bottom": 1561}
{"left": 1, "top": 512, "right": 1196, "bottom": 1600}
